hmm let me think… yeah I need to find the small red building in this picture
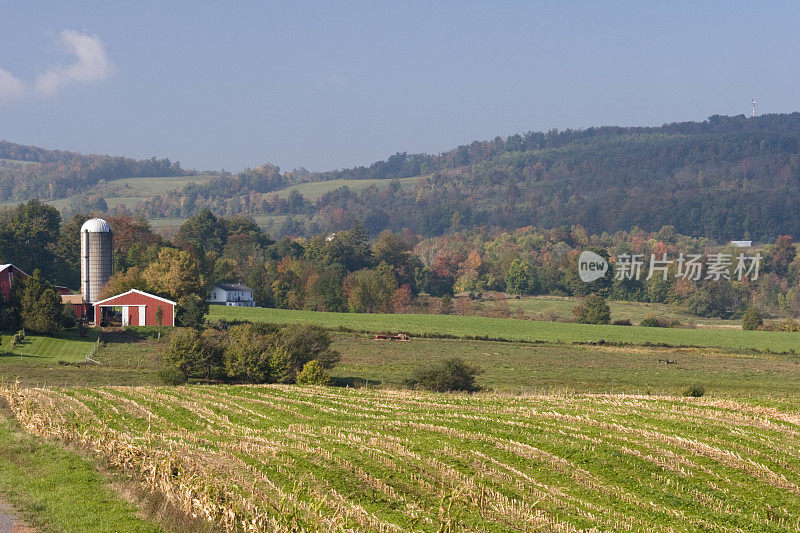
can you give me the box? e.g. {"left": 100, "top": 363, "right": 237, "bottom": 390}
{"left": 0, "top": 264, "right": 28, "bottom": 301}
{"left": 93, "top": 289, "right": 176, "bottom": 326}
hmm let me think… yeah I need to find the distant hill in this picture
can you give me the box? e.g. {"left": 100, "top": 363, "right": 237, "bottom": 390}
{"left": 0, "top": 140, "right": 188, "bottom": 201}
{"left": 5, "top": 112, "right": 800, "bottom": 240}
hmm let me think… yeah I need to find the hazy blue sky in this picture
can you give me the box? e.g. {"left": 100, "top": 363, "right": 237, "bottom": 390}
{"left": 2, "top": 1, "right": 799, "bottom": 172}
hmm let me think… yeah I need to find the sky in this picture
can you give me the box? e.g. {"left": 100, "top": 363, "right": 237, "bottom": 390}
{"left": 2, "top": 1, "right": 800, "bottom": 173}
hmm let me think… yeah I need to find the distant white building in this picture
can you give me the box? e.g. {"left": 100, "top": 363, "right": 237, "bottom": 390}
{"left": 730, "top": 240, "right": 753, "bottom": 248}
{"left": 208, "top": 283, "right": 255, "bottom": 307}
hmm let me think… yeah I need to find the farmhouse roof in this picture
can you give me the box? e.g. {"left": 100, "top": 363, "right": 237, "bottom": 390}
{"left": 61, "top": 294, "right": 84, "bottom": 305}
{"left": 93, "top": 289, "right": 176, "bottom": 306}
{"left": 215, "top": 283, "right": 253, "bottom": 292}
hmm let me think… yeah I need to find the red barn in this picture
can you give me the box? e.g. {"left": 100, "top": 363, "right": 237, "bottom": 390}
{"left": 0, "top": 264, "right": 28, "bottom": 301}
{"left": 93, "top": 289, "right": 176, "bottom": 326}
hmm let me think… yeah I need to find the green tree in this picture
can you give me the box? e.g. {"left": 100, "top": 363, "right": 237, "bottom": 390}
{"left": 224, "top": 324, "right": 280, "bottom": 383}
{"left": 162, "top": 328, "right": 221, "bottom": 381}
{"left": 174, "top": 209, "right": 228, "bottom": 255}
{"left": 296, "top": 360, "right": 331, "bottom": 385}
{"left": 280, "top": 324, "right": 340, "bottom": 380}
{"left": 144, "top": 247, "right": 206, "bottom": 300}
{"left": 19, "top": 270, "right": 63, "bottom": 334}
{"left": 573, "top": 293, "right": 611, "bottom": 324}
{"left": 176, "top": 294, "right": 209, "bottom": 328}
{"left": 741, "top": 307, "right": 764, "bottom": 330}
{"left": 505, "top": 258, "right": 531, "bottom": 295}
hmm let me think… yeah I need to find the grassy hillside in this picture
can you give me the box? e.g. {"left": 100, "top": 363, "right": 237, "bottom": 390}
{"left": 275, "top": 176, "right": 420, "bottom": 200}
{"left": 209, "top": 306, "right": 800, "bottom": 352}
{"left": 7, "top": 385, "right": 800, "bottom": 531}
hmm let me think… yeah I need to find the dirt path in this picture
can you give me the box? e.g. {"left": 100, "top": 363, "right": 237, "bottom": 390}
{"left": 0, "top": 499, "right": 35, "bottom": 533}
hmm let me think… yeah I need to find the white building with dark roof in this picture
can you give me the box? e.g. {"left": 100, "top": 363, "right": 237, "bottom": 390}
{"left": 208, "top": 283, "right": 256, "bottom": 307}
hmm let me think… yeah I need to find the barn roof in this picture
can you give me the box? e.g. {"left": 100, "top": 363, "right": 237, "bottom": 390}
{"left": 94, "top": 289, "right": 176, "bottom": 306}
{"left": 0, "top": 264, "right": 27, "bottom": 276}
{"left": 214, "top": 283, "right": 253, "bottom": 292}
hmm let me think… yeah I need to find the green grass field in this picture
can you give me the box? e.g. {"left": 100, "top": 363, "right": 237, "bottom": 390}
{"left": 330, "top": 334, "right": 800, "bottom": 397}
{"left": 0, "top": 330, "right": 99, "bottom": 362}
{"left": 209, "top": 306, "right": 800, "bottom": 352}
{"left": 0, "top": 409, "right": 164, "bottom": 532}
{"left": 275, "top": 176, "right": 420, "bottom": 200}
{"left": 7, "top": 384, "right": 800, "bottom": 531}
{"left": 0, "top": 158, "right": 38, "bottom": 167}
{"left": 0, "top": 328, "right": 164, "bottom": 387}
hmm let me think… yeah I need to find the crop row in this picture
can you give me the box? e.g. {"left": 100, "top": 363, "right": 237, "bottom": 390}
{"left": 3, "top": 385, "right": 800, "bottom": 531}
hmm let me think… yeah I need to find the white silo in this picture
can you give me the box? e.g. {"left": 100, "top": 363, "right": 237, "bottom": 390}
{"left": 80, "top": 218, "right": 113, "bottom": 304}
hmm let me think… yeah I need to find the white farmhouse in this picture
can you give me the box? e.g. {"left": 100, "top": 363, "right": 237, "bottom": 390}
{"left": 208, "top": 283, "right": 256, "bottom": 307}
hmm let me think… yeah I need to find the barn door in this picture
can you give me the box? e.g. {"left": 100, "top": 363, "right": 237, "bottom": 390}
{"left": 138, "top": 306, "right": 146, "bottom": 326}
{"left": 122, "top": 306, "right": 129, "bottom": 326}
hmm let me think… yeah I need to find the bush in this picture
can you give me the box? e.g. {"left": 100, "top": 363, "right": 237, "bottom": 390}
{"left": 741, "top": 307, "right": 764, "bottom": 331}
{"left": 158, "top": 368, "right": 187, "bottom": 385}
{"left": 162, "top": 327, "right": 222, "bottom": 380}
{"left": 406, "top": 357, "right": 483, "bottom": 393}
{"left": 611, "top": 318, "right": 632, "bottom": 326}
{"left": 573, "top": 294, "right": 611, "bottom": 324}
{"left": 280, "top": 324, "right": 340, "bottom": 380}
{"left": 296, "top": 360, "right": 331, "bottom": 385}
{"left": 224, "top": 324, "right": 287, "bottom": 383}
{"left": 683, "top": 384, "right": 705, "bottom": 397}
{"left": 759, "top": 319, "right": 800, "bottom": 332}
{"left": 639, "top": 316, "right": 680, "bottom": 328}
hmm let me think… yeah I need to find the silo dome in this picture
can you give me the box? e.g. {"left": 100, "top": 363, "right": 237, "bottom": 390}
{"left": 81, "top": 218, "right": 112, "bottom": 233}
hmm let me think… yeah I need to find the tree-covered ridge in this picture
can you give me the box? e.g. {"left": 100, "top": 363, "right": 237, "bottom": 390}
{"left": 0, "top": 140, "right": 187, "bottom": 201}
{"left": 124, "top": 112, "right": 800, "bottom": 240}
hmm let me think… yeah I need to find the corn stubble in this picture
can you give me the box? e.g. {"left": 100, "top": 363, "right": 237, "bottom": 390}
{"left": 3, "top": 384, "right": 800, "bottom": 531}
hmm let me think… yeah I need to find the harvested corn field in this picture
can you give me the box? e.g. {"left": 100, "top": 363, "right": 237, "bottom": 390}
{"left": 3, "top": 385, "right": 800, "bottom": 531}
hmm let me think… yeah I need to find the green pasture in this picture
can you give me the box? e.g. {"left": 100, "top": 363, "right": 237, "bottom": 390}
{"left": 209, "top": 306, "right": 800, "bottom": 352}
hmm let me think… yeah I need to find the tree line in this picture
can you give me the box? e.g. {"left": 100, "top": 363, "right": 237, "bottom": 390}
{"left": 2, "top": 201, "right": 799, "bottom": 330}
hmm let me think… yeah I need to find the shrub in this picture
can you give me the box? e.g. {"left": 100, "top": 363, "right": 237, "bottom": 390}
{"left": 611, "top": 318, "right": 632, "bottom": 326}
{"left": 639, "top": 316, "right": 680, "bottom": 328}
{"left": 224, "top": 323, "right": 280, "bottom": 383}
{"left": 296, "top": 360, "right": 331, "bottom": 385}
{"left": 683, "top": 384, "right": 705, "bottom": 397}
{"left": 406, "top": 357, "right": 483, "bottom": 393}
{"left": 280, "top": 324, "right": 340, "bottom": 380}
{"left": 741, "top": 307, "right": 764, "bottom": 330}
{"left": 573, "top": 294, "right": 611, "bottom": 324}
{"left": 639, "top": 316, "right": 661, "bottom": 327}
{"left": 158, "top": 368, "right": 187, "bottom": 385}
{"left": 162, "top": 327, "right": 222, "bottom": 380}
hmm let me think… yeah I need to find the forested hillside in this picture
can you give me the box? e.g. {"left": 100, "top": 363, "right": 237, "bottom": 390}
{"left": 0, "top": 140, "right": 187, "bottom": 201}
{"left": 5, "top": 112, "right": 800, "bottom": 240}
{"left": 132, "top": 112, "right": 800, "bottom": 241}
